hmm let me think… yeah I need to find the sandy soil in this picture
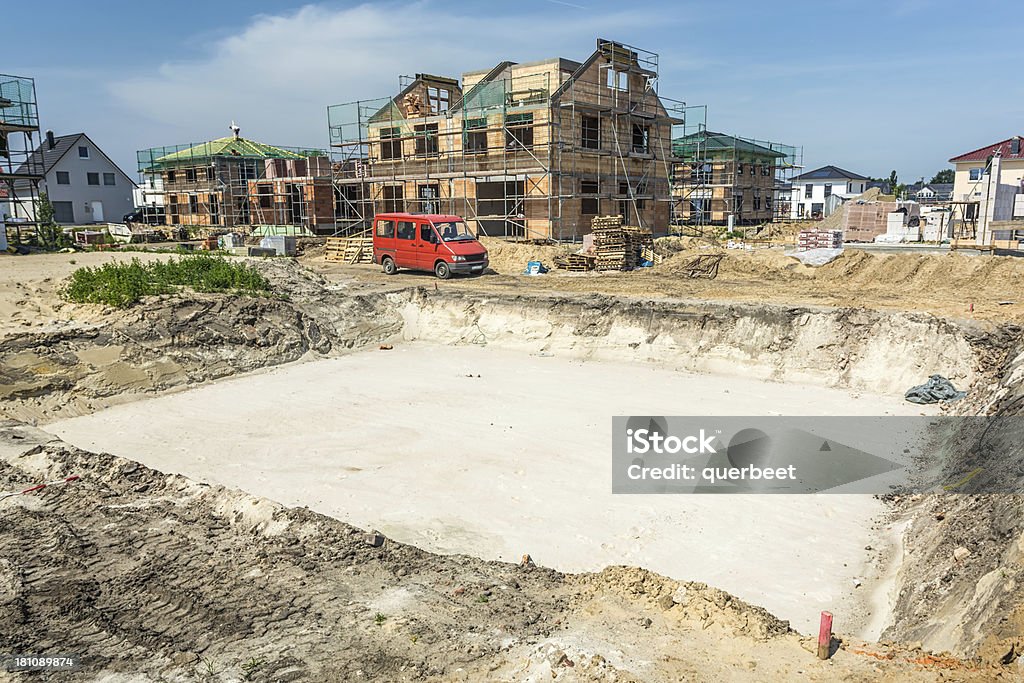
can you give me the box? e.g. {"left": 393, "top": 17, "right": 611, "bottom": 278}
{"left": 1, "top": 423, "right": 995, "bottom": 682}
{"left": 304, "top": 242, "right": 1024, "bottom": 323}
{"left": 50, "top": 343, "right": 932, "bottom": 637}
{"left": 0, "top": 251, "right": 173, "bottom": 338}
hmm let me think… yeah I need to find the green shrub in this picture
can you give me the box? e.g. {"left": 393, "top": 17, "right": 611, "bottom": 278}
{"left": 63, "top": 254, "right": 270, "bottom": 308}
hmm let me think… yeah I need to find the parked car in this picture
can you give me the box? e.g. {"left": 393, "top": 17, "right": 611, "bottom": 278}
{"left": 372, "top": 213, "right": 488, "bottom": 279}
{"left": 122, "top": 207, "right": 166, "bottom": 226}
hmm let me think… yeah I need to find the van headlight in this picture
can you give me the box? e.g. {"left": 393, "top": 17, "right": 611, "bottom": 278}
{"left": 451, "top": 255, "right": 466, "bottom": 262}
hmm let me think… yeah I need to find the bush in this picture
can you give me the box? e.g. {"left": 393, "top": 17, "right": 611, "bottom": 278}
{"left": 63, "top": 254, "right": 271, "bottom": 308}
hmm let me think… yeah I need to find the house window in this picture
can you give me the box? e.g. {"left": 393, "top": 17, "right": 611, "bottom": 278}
{"left": 166, "top": 170, "right": 176, "bottom": 183}
{"left": 762, "top": 165, "right": 770, "bottom": 176}
{"left": 631, "top": 124, "right": 650, "bottom": 154}
{"left": 581, "top": 180, "right": 599, "bottom": 215}
{"left": 258, "top": 184, "right": 273, "bottom": 209}
{"left": 52, "top": 201, "right": 74, "bottom": 223}
{"left": 240, "top": 161, "right": 258, "bottom": 181}
{"left": 188, "top": 194, "right": 199, "bottom": 214}
{"left": 969, "top": 167, "right": 984, "bottom": 181}
{"left": 581, "top": 116, "right": 600, "bottom": 149}
{"left": 414, "top": 123, "right": 439, "bottom": 156}
{"left": 765, "top": 196, "right": 773, "bottom": 211}
{"left": 380, "top": 127, "right": 401, "bottom": 160}
{"left": 87, "top": 172, "right": 100, "bottom": 186}
{"left": 691, "top": 162, "right": 712, "bottom": 184}
{"left": 383, "top": 185, "right": 404, "bottom": 213}
{"left": 753, "top": 189, "right": 762, "bottom": 211}
{"left": 506, "top": 113, "right": 534, "bottom": 149}
{"left": 418, "top": 183, "right": 439, "bottom": 213}
{"left": 78, "top": 146, "right": 89, "bottom": 159}
{"left": 464, "top": 118, "right": 487, "bottom": 154}
{"left": 737, "top": 163, "right": 744, "bottom": 175}
{"left": 606, "top": 68, "right": 628, "bottom": 91}
{"left": 804, "top": 183, "right": 813, "bottom": 199}
{"left": 103, "top": 172, "right": 115, "bottom": 186}
{"left": 427, "top": 87, "right": 449, "bottom": 114}
{"left": 824, "top": 183, "right": 832, "bottom": 198}
{"left": 734, "top": 191, "right": 744, "bottom": 213}
{"left": 185, "top": 168, "right": 197, "bottom": 182}
{"left": 55, "top": 171, "right": 70, "bottom": 185}
{"left": 169, "top": 196, "right": 180, "bottom": 223}
{"left": 209, "top": 194, "right": 220, "bottom": 225}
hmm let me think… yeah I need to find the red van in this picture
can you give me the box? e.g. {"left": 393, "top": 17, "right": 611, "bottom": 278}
{"left": 372, "top": 213, "right": 488, "bottom": 279}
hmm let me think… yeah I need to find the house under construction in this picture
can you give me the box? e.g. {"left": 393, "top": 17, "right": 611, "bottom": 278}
{"left": 136, "top": 128, "right": 336, "bottom": 235}
{"left": 0, "top": 73, "right": 44, "bottom": 240}
{"left": 671, "top": 130, "right": 802, "bottom": 227}
{"left": 328, "top": 39, "right": 700, "bottom": 240}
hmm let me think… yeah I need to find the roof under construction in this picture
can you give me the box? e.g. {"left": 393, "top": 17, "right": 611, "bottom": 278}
{"left": 153, "top": 136, "right": 305, "bottom": 165}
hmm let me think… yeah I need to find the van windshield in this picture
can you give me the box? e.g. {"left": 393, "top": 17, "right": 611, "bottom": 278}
{"left": 432, "top": 221, "right": 474, "bottom": 242}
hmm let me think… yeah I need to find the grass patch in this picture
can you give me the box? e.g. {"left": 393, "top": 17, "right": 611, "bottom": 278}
{"left": 63, "top": 254, "right": 271, "bottom": 308}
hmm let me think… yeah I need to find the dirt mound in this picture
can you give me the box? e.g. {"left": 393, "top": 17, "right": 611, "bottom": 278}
{"left": 478, "top": 237, "right": 574, "bottom": 274}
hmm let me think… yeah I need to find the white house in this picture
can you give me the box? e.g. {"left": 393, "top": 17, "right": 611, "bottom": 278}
{"left": 13, "top": 131, "right": 136, "bottom": 224}
{"left": 789, "top": 165, "right": 869, "bottom": 219}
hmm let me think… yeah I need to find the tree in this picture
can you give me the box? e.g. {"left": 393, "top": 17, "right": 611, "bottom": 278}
{"left": 930, "top": 169, "right": 954, "bottom": 184}
{"left": 36, "top": 191, "right": 68, "bottom": 251}
{"left": 888, "top": 170, "right": 898, "bottom": 190}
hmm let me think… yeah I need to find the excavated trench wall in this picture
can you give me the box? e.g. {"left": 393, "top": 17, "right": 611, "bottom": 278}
{"left": 394, "top": 289, "right": 982, "bottom": 396}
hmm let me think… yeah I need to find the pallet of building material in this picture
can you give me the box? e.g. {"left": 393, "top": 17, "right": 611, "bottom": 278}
{"left": 553, "top": 253, "right": 595, "bottom": 272}
{"left": 640, "top": 245, "right": 663, "bottom": 265}
{"left": 681, "top": 253, "right": 724, "bottom": 279}
{"left": 324, "top": 236, "right": 374, "bottom": 264}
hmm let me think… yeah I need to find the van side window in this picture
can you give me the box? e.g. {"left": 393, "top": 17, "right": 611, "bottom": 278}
{"left": 420, "top": 224, "right": 436, "bottom": 243}
{"left": 397, "top": 221, "right": 416, "bottom": 240}
{"left": 376, "top": 220, "right": 394, "bottom": 238}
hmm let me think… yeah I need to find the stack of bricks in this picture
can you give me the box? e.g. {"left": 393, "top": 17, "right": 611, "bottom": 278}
{"left": 797, "top": 228, "right": 843, "bottom": 252}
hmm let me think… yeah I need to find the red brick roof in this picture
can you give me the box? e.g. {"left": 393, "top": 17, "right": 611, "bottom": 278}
{"left": 949, "top": 136, "right": 1024, "bottom": 163}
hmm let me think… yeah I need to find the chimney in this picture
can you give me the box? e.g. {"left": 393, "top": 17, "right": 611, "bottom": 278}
{"left": 1012, "top": 136, "right": 1021, "bottom": 156}
{"left": 46, "top": 130, "right": 55, "bottom": 150}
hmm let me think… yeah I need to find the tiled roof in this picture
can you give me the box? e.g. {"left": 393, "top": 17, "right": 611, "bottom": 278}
{"left": 949, "top": 136, "right": 1024, "bottom": 163}
{"left": 791, "top": 165, "right": 869, "bottom": 182}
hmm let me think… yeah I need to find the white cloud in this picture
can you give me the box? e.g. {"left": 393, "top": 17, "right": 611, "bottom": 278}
{"left": 108, "top": 2, "right": 660, "bottom": 152}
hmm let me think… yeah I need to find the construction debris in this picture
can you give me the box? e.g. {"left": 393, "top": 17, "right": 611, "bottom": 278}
{"left": 679, "top": 253, "right": 724, "bottom": 279}
{"left": 591, "top": 216, "right": 655, "bottom": 271}
{"left": 325, "top": 235, "right": 373, "bottom": 264}
{"left": 904, "top": 375, "right": 967, "bottom": 404}
{"left": 552, "top": 253, "right": 595, "bottom": 272}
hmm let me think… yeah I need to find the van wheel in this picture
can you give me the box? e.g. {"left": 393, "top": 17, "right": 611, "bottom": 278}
{"left": 434, "top": 261, "right": 452, "bottom": 279}
{"left": 382, "top": 257, "right": 397, "bottom": 275}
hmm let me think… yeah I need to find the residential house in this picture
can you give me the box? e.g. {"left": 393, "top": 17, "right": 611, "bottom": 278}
{"left": 902, "top": 182, "right": 953, "bottom": 203}
{"left": 13, "top": 132, "right": 135, "bottom": 224}
{"left": 948, "top": 136, "right": 1024, "bottom": 245}
{"left": 671, "top": 131, "right": 787, "bottom": 225}
{"left": 328, "top": 39, "right": 682, "bottom": 240}
{"left": 790, "top": 165, "right": 869, "bottom": 219}
{"left": 138, "top": 131, "right": 335, "bottom": 233}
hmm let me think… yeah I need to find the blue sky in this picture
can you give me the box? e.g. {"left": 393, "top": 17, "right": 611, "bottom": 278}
{"left": 6, "top": 0, "right": 1023, "bottom": 184}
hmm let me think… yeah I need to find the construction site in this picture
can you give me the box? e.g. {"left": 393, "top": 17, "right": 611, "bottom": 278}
{"left": 4, "top": 34, "right": 1024, "bottom": 683}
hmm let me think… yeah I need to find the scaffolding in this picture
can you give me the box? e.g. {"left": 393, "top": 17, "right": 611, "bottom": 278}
{"left": 327, "top": 39, "right": 694, "bottom": 241}
{"left": 0, "top": 73, "right": 44, "bottom": 242}
{"left": 670, "top": 129, "right": 802, "bottom": 231}
{"left": 136, "top": 133, "right": 336, "bottom": 236}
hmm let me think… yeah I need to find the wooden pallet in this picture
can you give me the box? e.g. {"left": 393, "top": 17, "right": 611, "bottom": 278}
{"left": 325, "top": 236, "right": 374, "bottom": 264}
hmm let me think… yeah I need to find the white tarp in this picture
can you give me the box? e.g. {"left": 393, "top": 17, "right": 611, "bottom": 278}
{"left": 788, "top": 248, "right": 844, "bottom": 267}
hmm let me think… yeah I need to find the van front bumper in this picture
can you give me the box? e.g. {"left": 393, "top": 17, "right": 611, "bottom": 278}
{"left": 449, "top": 259, "right": 488, "bottom": 275}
